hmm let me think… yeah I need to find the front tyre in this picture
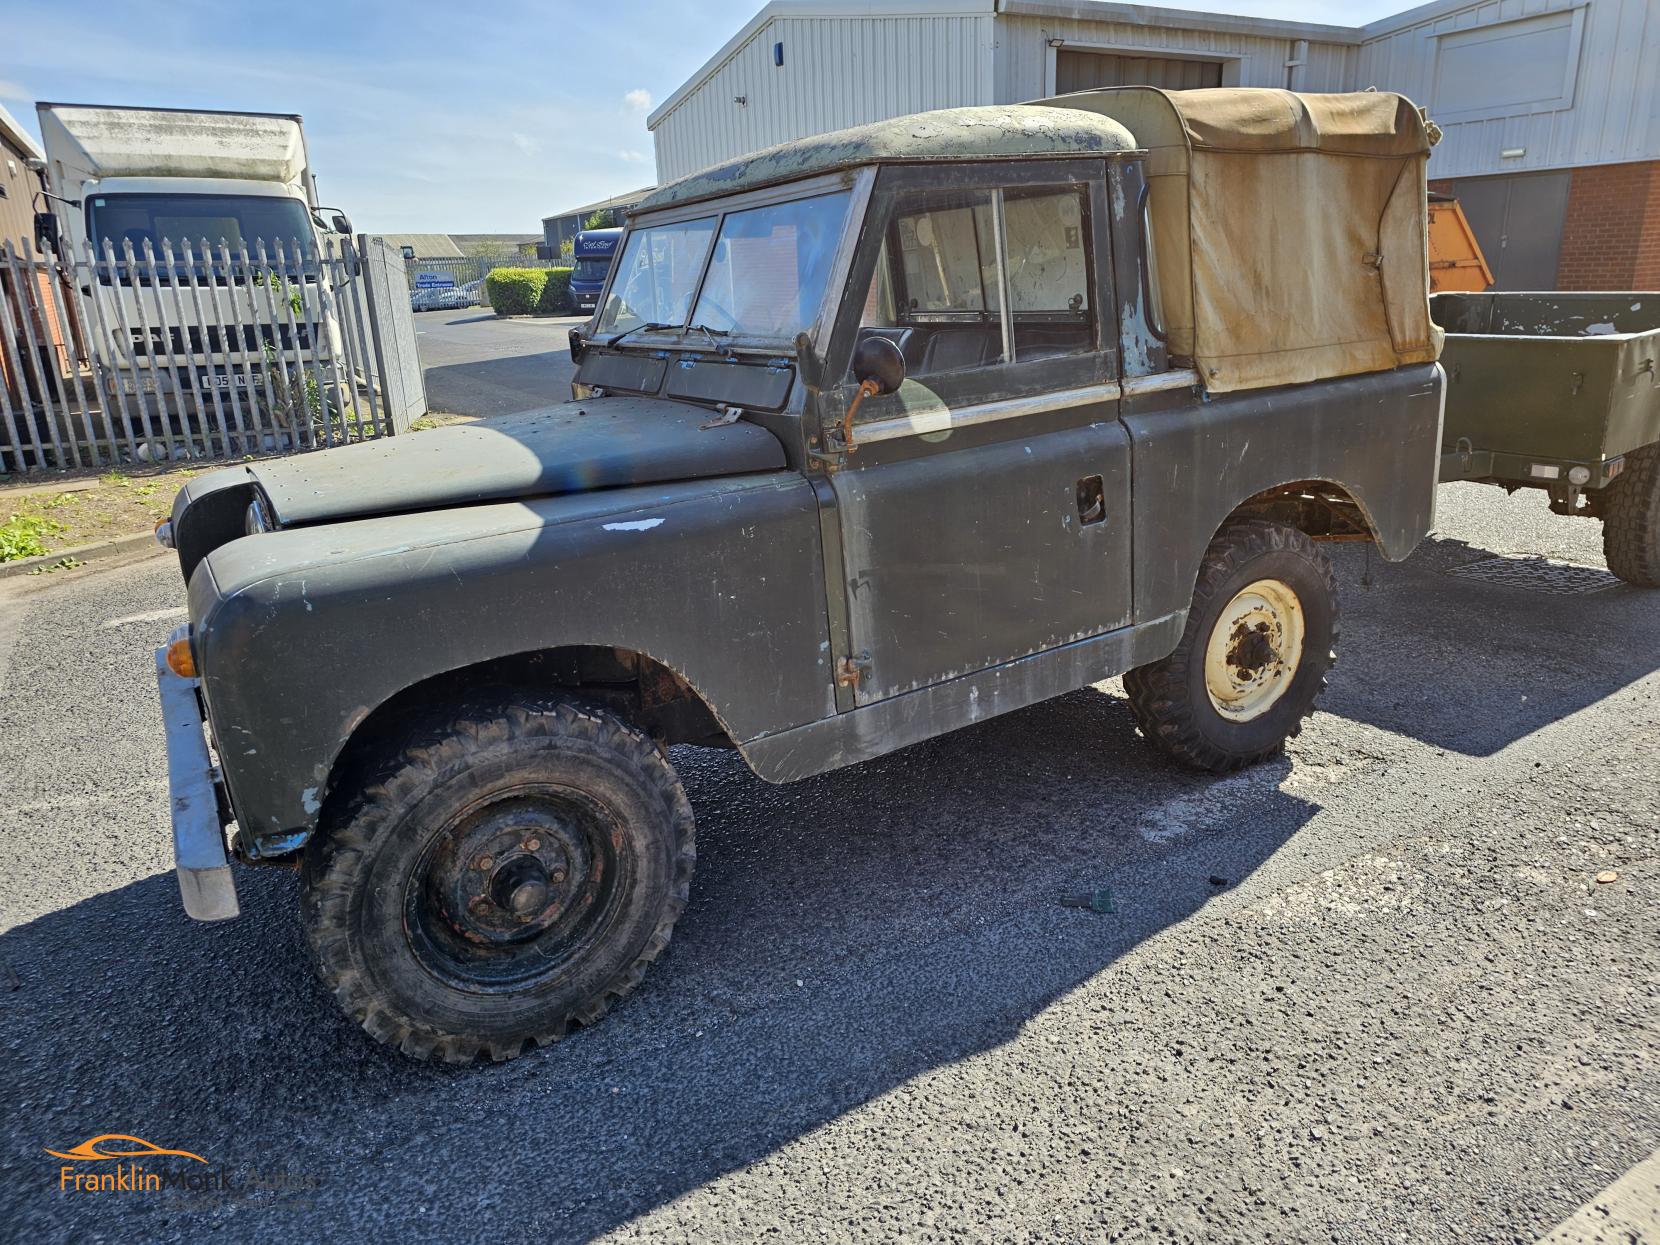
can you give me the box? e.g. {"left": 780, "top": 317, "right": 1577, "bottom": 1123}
{"left": 1124, "top": 519, "right": 1338, "bottom": 773}
{"left": 301, "top": 697, "right": 695, "bottom": 1063}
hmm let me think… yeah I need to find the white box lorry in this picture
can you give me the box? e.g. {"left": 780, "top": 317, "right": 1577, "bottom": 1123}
{"left": 32, "top": 102, "right": 353, "bottom": 419}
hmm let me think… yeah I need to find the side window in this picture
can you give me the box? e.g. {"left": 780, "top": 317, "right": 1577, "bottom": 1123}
{"left": 1003, "top": 189, "right": 1091, "bottom": 361}
{"left": 850, "top": 184, "right": 1095, "bottom": 384}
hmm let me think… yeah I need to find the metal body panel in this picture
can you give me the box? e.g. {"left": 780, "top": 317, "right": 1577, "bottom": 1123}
{"left": 155, "top": 651, "right": 240, "bottom": 921}
{"left": 1434, "top": 292, "right": 1660, "bottom": 476}
{"left": 746, "top": 609, "right": 1185, "bottom": 782}
{"left": 250, "top": 397, "right": 787, "bottom": 526}
{"left": 833, "top": 413, "right": 1132, "bottom": 704}
{"left": 1124, "top": 364, "right": 1444, "bottom": 623}
{"left": 191, "top": 475, "right": 834, "bottom": 839}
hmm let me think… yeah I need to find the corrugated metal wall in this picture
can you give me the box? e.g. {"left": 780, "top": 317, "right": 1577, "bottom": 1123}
{"left": 0, "top": 133, "right": 38, "bottom": 252}
{"left": 1358, "top": 0, "right": 1660, "bottom": 180}
{"left": 651, "top": 12, "right": 997, "bottom": 183}
{"left": 993, "top": 13, "right": 1354, "bottom": 99}
{"left": 650, "top": 1, "right": 1659, "bottom": 187}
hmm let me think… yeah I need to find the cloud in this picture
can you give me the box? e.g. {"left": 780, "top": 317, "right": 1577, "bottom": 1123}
{"left": 623, "top": 88, "right": 653, "bottom": 113}
{"left": 510, "top": 131, "right": 540, "bottom": 155}
{"left": 0, "top": 77, "right": 32, "bottom": 101}
{"left": 617, "top": 149, "right": 647, "bottom": 163}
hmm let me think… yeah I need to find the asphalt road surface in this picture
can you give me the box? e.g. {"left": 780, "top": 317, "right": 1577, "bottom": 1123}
{"left": 1, "top": 481, "right": 1656, "bottom": 1243}
{"left": 416, "top": 310, "right": 584, "bottom": 419}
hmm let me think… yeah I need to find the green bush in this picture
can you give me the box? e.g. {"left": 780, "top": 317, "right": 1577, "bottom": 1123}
{"left": 537, "top": 267, "right": 574, "bottom": 314}
{"left": 485, "top": 267, "right": 549, "bottom": 316}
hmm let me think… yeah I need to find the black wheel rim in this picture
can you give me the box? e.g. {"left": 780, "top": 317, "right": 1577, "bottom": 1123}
{"left": 404, "top": 785, "right": 632, "bottom": 993}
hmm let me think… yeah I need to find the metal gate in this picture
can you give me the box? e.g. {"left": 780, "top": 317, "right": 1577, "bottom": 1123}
{"left": 0, "top": 233, "right": 426, "bottom": 473}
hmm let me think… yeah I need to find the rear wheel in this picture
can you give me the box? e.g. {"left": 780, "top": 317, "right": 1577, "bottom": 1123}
{"left": 1124, "top": 519, "right": 1338, "bottom": 772}
{"left": 301, "top": 696, "right": 695, "bottom": 1063}
{"left": 1601, "top": 442, "right": 1660, "bottom": 588}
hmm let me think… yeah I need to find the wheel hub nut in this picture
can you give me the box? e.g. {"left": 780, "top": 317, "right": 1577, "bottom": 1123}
{"left": 489, "top": 857, "right": 551, "bottom": 917}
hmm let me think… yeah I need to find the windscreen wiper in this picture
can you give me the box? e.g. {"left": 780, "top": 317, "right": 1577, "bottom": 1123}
{"left": 685, "top": 323, "right": 735, "bottom": 357}
{"left": 607, "top": 320, "right": 673, "bottom": 347}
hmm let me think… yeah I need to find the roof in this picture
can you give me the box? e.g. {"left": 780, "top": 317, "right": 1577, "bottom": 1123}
{"left": 1039, "top": 86, "right": 1432, "bottom": 158}
{"left": 637, "top": 103, "right": 1137, "bottom": 212}
{"left": 449, "top": 233, "right": 540, "bottom": 245}
{"left": 1000, "top": 1, "right": 1361, "bottom": 44}
{"left": 36, "top": 103, "right": 307, "bottom": 183}
{"left": 541, "top": 186, "right": 656, "bottom": 226}
{"left": 0, "top": 103, "right": 43, "bottom": 161}
{"left": 370, "top": 233, "right": 464, "bottom": 257}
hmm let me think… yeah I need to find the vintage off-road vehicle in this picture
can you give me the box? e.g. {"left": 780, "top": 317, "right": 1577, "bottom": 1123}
{"left": 158, "top": 88, "right": 1446, "bottom": 1061}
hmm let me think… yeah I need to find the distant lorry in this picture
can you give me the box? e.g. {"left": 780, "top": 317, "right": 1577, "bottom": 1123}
{"left": 568, "top": 226, "right": 621, "bottom": 314}
{"left": 32, "top": 102, "right": 353, "bottom": 409}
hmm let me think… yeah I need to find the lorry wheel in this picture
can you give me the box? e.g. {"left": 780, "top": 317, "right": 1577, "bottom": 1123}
{"left": 1602, "top": 442, "right": 1660, "bottom": 588}
{"left": 1124, "top": 519, "right": 1338, "bottom": 773}
{"left": 300, "top": 696, "right": 695, "bottom": 1063}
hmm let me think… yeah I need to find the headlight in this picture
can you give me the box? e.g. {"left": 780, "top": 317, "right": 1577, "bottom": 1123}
{"left": 245, "top": 494, "right": 273, "bottom": 535}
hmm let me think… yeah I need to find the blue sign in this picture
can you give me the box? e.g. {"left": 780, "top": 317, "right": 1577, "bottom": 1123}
{"left": 415, "top": 272, "right": 455, "bottom": 289}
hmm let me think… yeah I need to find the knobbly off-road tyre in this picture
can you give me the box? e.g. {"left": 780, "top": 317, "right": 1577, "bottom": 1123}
{"left": 1124, "top": 518, "right": 1338, "bottom": 774}
{"left": 1601, "top": 442, "right": 1660, "bottom": 588}
{"left": 300, "top": 696, "right": 695, "bottom": 1063}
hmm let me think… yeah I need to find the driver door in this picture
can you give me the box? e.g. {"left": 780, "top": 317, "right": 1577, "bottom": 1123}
{"left": 821, "top": 162, "right": 1133, "bottom": 707}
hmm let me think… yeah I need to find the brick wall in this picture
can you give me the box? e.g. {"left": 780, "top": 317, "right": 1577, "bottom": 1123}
{"left": 1557, "top": 160, "right": 1660, "bottom": 290}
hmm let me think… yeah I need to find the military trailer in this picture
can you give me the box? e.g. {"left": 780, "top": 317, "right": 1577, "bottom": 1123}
{"left": 157, "top": 88, "right": 1445, "bottom": 1061}
{"left": 1433, "top": 292, "right": 1660, "bottom": 587}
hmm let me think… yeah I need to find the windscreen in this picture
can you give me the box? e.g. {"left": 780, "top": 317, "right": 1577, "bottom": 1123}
{"left": 596, "top": 217, "right": 716, "bottom": 333}
{"left": 86, "top": 192, "right": 316, "bottom": 258}
{"left": 689, "top": 190, "right": 851, "bottom": 338}
{"left": 573, "top": 256, "right": 612, "bottom": 283}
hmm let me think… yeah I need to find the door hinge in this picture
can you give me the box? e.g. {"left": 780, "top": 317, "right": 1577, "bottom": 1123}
{"left": 835, "top": 651, "right": 872, "bottom": 688}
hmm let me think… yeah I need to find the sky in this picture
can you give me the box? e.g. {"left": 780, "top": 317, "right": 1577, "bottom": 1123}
{"left": 2, "top": 0, "right": 1405, "bottom": 234}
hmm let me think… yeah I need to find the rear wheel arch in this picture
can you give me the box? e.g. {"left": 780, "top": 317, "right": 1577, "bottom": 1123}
{"left": 1151, "top": 477, "right": 1377, "bottom": 657}
{"left": 1227, "top": 477, "right": 1386, "bottom": 549}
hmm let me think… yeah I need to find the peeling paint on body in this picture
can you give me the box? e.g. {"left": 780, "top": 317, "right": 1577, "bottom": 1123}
{"left": 601, "top": 518, "right": 665, "bottom": 532}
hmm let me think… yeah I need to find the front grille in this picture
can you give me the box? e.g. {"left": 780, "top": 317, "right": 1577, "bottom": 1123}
{"left": 124, "top": 323, "right": 313, "bottom": 358}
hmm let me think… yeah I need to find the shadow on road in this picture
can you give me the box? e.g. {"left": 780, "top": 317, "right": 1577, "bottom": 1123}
{"left": 0, "top": 688, "right": 1317, "bottom": 1239}
{"left": 1319, "top": 533, "right": 1660, "bottom": 758}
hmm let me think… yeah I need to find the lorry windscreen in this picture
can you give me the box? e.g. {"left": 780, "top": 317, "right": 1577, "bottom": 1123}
{"left": 85, "top": 192, "right": 315, "bottom": 261}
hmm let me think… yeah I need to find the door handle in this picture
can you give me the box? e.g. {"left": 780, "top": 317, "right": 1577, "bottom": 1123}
{"left": 1076, "top": 475, "right": 1106, "bottom": 525}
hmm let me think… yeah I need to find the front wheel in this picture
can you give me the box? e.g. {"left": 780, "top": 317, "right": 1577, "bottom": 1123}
{"left": 300, "top": 696, "right": 695, "bottom": 1063}
{"left": 1601, "top": 442, "right": 1660, "bottom": 588}
{"left": 1124, "top": 519, "right": 1338, "bottom": 773}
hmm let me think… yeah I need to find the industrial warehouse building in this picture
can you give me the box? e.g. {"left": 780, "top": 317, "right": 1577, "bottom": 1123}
{"left": 646, "top": 0, "right": 1660, "bottom": 290}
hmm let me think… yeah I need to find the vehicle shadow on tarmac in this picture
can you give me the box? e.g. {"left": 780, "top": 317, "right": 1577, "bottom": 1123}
{"left": 2, "top": 688, "right": 1317, "bottom": 1240}
{"left": 1320, "top": 534, "right": 1660, "bottom": 757}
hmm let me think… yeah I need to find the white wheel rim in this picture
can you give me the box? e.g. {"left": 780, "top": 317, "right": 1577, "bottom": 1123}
{"left": 1203, "top": 578, "right": 1305, "bottom": 722}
